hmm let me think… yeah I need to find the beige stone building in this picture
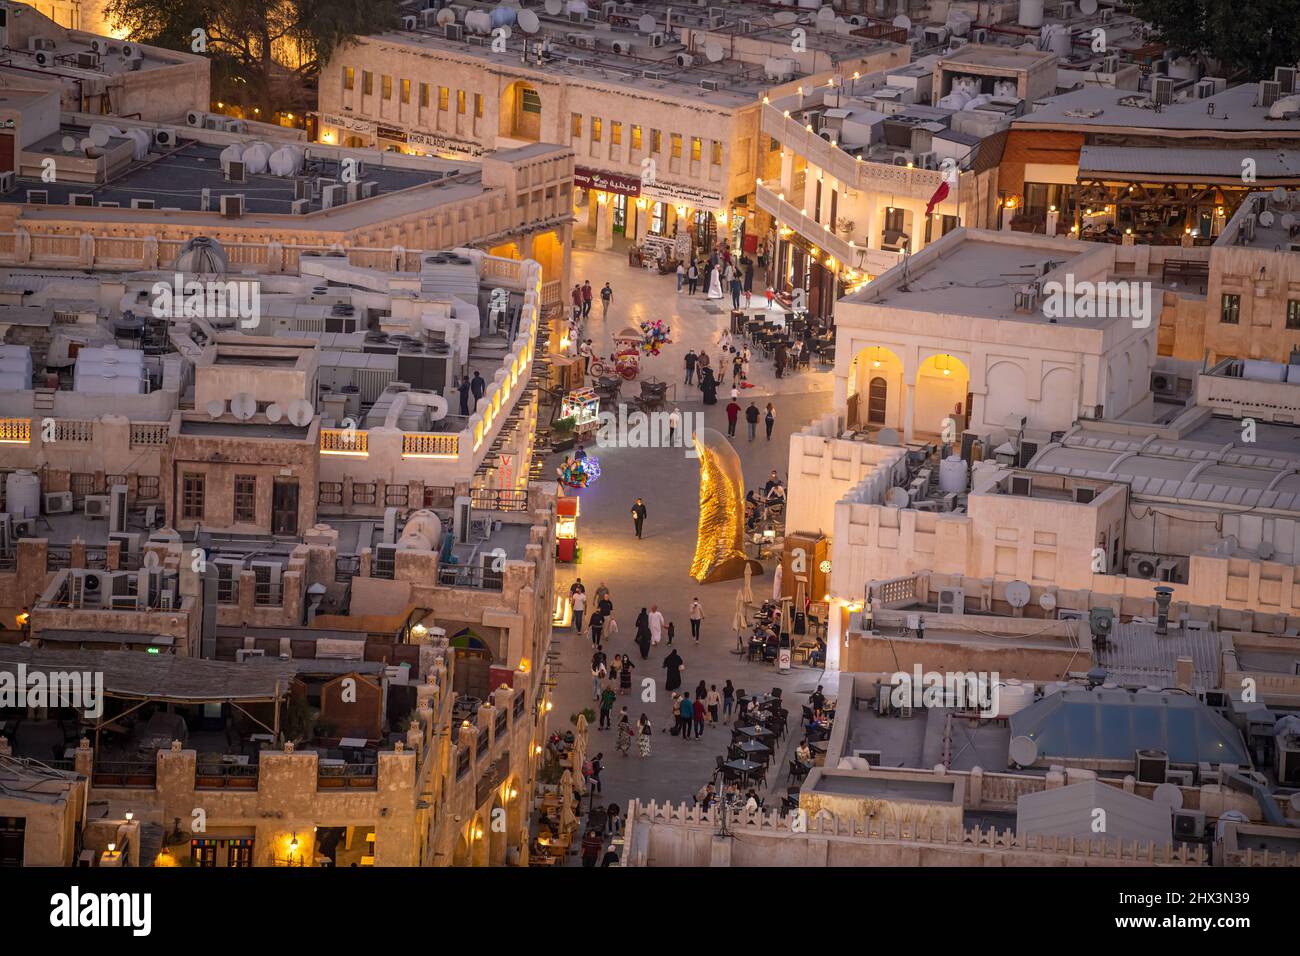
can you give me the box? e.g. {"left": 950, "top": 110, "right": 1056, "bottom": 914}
{"left": 316, "top": 1, "right": 908, "bottom": 256}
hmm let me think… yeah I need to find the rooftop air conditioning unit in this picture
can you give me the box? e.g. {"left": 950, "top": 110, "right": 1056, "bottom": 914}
{"left": 186, "top": 110, "right": 205, "bottom": 127}
{"left": 1276, "top": 66, "right": 1298, "bottom": 95}
{"left": 291, "top": 198, "right": 310, "bottom": 214}
{"left": 0, "top": 171, "right": 13, "bottom": 195}
{"left": 1172, "top": 809, "right": 1206, "bottom": 840}
{"left": 220, "top": 194, "right": 244, "bottom": 218}
{"left": 29, "top": 37, "right": 55, "bottom": 51}
{"left": 973, "top": 28, "right": 988, "bottom": 43}
{"left": 154, "top": 128, "right": 176, "bottom": 148}
{"left": 90, "top": 38, "right": 110, "bottom": 55}
{"left": 293, "top": 178, "right": 312, "bottom": 200}
{"left": 44, "top": 491, "right": 73, "bottom": 514}
{"left": 70, "top": 194, "right": 94, "bottom": 207}
{"left": 84, "top": 495, "right": 111, "bottom": 518}
{"left": 1259, "top": 80, "right": 1281, "bottom": 108}
{"left": 130, "top": 198, "right": 155, "bottom": 209}
{"left": 937, "top": 587, "right": 965, "bottom": 615}
{"left": 33, "top": 51, "right": 51, "bottom": 68}
{"left": 120, "top": 42, "right": 137, "bottom": 58}
{"left": 610, "top": 39, "right": 631, "bottom": 54}
{"left": 226, "top": 160, "right": 246, "bottom": 183}
{"left": 322, "top": 184, "right": 345, "bottom": 208}
{"left": 700, "top": 79, "right": 719, "bottom": 92}
{"left": 1010, "top": 475, "right": 1033, "bottom": 496}
{"left": 1135, "top": 749, "right": 1169, "bottom": 784}
{"left": 68, "top": 569, "right": 108, "bottom": 607}
{"left": 26, "top": 189, "right": 48, "bottom": 204}
{"left": 109, "top": 532, "right": 141, "bottom": 555}
{"left": 676, "top": 52, "right": 694, "bottom": 68}
{"left": 402, "top": 15, "right": 418, "bottom": 29}
{"left": 1194, "top": 79, "right": 1214, "bottom": 99}
{"left": 1156, "top": 558, "right": 1182, "bottom": 582}
{"left": 373, "top": 543, "right": 397, "bottom": 579}
{"left": 1127, "top": 552, "right": 1160, "bottom": 579}
{"left": 444, "top": 23, "right": 463, "bottom": 41}
{"left": 77, "top": 51, "right": 98, "bottom": 69}
{"left": 1059, "top": 1, "right": 1076, "bottom": 18}
{"left": 1101, "top": 54, "right": 1118, "bottom": 73}
{"left": 1151, "top": 370, "right": 1177, "bottom": 396}
{"left": 649, "top": 32, "right": 665, "bottom": 47}
{"left": 236, "top": 648, "right": 266, "bottom": 662}
{"left": 1152, "top": 76, "right": 1174, "bottom": 105}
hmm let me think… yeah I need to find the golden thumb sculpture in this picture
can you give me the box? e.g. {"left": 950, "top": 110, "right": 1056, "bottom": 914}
{"left": 689, "top": 427, "right": 761, "bottom": 584}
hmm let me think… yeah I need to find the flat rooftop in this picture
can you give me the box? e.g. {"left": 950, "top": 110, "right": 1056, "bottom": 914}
{"left": 178, "top": 418, "right": 311, "bottom": 440}
{"left": 4, "top": 137, "right": 457, "bottom": 214}
{"left": 375, "top": 1, "right": 900, "bottom": 109}
{"left": 1216, "top": 190, "right": 1300, "bottom": 249}
{"left": 1018, "top": 83, "right": 1300, "bottom": 135}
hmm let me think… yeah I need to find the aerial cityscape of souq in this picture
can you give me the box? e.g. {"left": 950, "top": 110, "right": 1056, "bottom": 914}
{"left": 0, "top": 0, "right": 1295, "bottom": 903}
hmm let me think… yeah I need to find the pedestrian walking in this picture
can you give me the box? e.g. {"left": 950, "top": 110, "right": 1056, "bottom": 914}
{"left": 579, "top": 338, "right": 594, "bottom": 377}
{"left": 663, "top": 647, "right": 684, "bottom": 692}
{"left": 707, "top": 684, "right": 721, "bottom": 724}
{"left": 469, "top": 370, "right": 485, "bottom": 410}
{"left": 637, "top": 714, "right": 653, "bottom": 757}
{"left": 571, "top": 284, "right": 582, "bottom": 320}
{"left": 591, "top": 659, "right": 606, "bottom": 700}
{"left": 726, "top": 398, "right": 741, "bottom": 437}
{"left": 581, "top": 280, "right": 593, "bottom": 317}
{"left": 722, "top": 680, "right": 735, "bottom": 722}
{"left": 590, "top": 753, "right": 603, "bottom": 793}
{"left": 572, "top": 588, "right": 586, "bottom": 632}
{"left": 668, "top": 406, "right": 681, "bottom": 444}
{"left": 684, "top": 349, "right": 697, "bottom": 385}
{"left": 635, "top": 608, "right": 651, "bottom": 660}
{"left": 732, "top": 352, "right": 743, "bottom": 382}
{"left": 619, "top": 655, "right": 633, "bottom": 695}
{"left": 599, "top": 685, "right": 616, "bottom": 728}
{"left": 676, "top": 261, "right": 685, "bottom": 292}
{"left": 678, "top": 693, "right": 694, "bottom": 741}
{"left": 588, "top": 608, "right": 605, "bottom": 646}
{"left": 745, "top": 401, "right": 760, "bottom": 441}
{"left": 648, "top": 604, "right": 665, "bottom": 646}
{"left": 689, "top": 597, "right": 703, "bottom": 642}
{"left": 687, "top": 262, "right": 699, "bottom": 294}
{"left": 457, "top": 377, "right": 471, "bottom": 415}
{"left": 730, "top": 273, "right": 743, "bottom": 310}
{"left": 765, "top": 402, "right": 776, "bottom": 440}
{"left": 600, "top": 281, "right": 612, "bottom": 317}
{"left": 617, "top": 712, "right": 633, "bottom": 755}
{"left": 693, "top": 696, "right": 706, "bottom": 738}
{"left": 630, "top": 497, "right": 647, "bottom": 538}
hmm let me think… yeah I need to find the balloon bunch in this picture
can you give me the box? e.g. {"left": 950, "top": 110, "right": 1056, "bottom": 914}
{"left": 558, "top": 455, "right": 601, "bottom": 489}
{"left": 639, "top": 319, "right": 672, "bottom": 355}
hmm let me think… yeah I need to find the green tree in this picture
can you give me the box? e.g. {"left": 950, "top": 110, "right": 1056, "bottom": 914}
{"left": 1132, "top": 0, "right": 1300, "bottom": 80}
{"left": 104, "top": 0, "right": 398, "bottom": 115}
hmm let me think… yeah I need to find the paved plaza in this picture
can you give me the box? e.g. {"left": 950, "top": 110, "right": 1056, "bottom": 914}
{"left": 546, "top": 247, "right": 835, "bottom": 818}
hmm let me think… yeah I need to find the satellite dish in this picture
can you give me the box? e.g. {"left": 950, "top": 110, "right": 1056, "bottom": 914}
{"left": 89, "top": 126, "right": 112, "bottom": 148}
{"left": 1152, "top": 782, "right": 1184, "bottom": 811}
{"left": 1079, "top": 0, "right": 1099, "bottom": 13}
{"left": 773, "top": 11, "right": 798, "bottom": 25}
{"left": 637, "top": 13, "right": 656, "bottom": 33}
{"left": 230, "top": 392, "right": 257, "bottom": 421}
{"left": 1038, "top": 591, "right": 1057, "bottom": 612}
{"left": 265, "top": 403, "right": 283, "bottom": 423}
{"left": 1273, "top": 186, "right": 1289, "bottom": 203}
{"left": 205, "top": 399, "right": 226, "bottom": 419}
{"left": 436, "top": 8, "right": 456, "bottom": 26}
{"left": 892, "top": 15, "right": 912, "bottom": 30}
{"left": 544, "top": 0, "right": 562, "bottom": 15}
{"left": 1005, "top": 580, "right": 1031, "bottom": 609}
{"left": 884, "top": 486, "right": 910, "bottom": 508}
{"left": 287, "top": 399, "right": 314, "bottom": 427}
{"left": 1009, "top": 736, "right": 1038, "bottom": 767}
{"left": 142, "top": 550, "right": 161, "bottom": 569}
{"left": 61, "top": 135, "right": 76, "bottom": 152}
{"left": 705, "top": 41, "right": 724, "bottom": 63}
{"left": 517, "top": 9, "right": 539, "bottom": 33}
{"left": 876, "top": 427, "right": 900, "bottom": 446}
{"left": 1260, "top": 210, "right": 1276, "bottom": 227}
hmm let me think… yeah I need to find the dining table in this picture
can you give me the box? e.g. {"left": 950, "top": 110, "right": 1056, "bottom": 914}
{"left": 723, "top": 758, "right": 765, "bottom": 784}
{"left": 735, "top": 740, "right": 772, "bottom": 762}
{"left": 734, "top": 724, "right": 776, "bottom": 745}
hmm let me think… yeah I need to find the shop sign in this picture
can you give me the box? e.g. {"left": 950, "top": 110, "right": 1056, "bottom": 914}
{"left": 640, "top": 178, "right": 722, "bottom": 208}
{"left": 574, "top": 166, "right": 642, "bottom": 197}
{"left": 407, "top": 131, "right": 486, "bottom": 158}
{"left": 320, "top": 113, "right": 374, "bottom": 134}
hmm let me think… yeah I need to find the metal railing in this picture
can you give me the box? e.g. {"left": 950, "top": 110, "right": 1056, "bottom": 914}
{"left": 437, "top": 563, "right": 504, "bottom": 591}
{"left": 470, "top": 488, "right": 530, "bottom": 512}
{"left": 46, "top": 547, "right": 71, "bottom": 571}
{"left": 195, "top": 762, "right": 260, "bottom": 789}
{"left": 317, "top": 762, "right": 378, "bottom": 789}
{"left": 254, "top": 582, "right": 283, "bottom": 607}
{"left": 92, "top": 760, "right": 157, "bottom": 789}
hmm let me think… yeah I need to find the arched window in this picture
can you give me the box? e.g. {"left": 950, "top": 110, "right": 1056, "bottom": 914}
{"left": 868, "top": 376, "right": 888, "bottom": 425}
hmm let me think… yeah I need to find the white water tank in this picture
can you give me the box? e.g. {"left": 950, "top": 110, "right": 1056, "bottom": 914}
{"left": 947, "top": 11, "right": 973, "bottom": 36}
{"left": 1043, "top": 24, "right": 1071, "bottom": 58}
{"left": 939, "top": 455, "right": 969, "bottom": 494}
{"left": 995, "top": 679, "right": 1035, "bottom": 717}
{"left": 938, "top": 89, "right": 974, "bottom": 110}
{"left": 464, "top": 10, "right": 492, "bottom": 34}
{"left": 219, "top": 143, "right": 245, "bottom": 172}
{"left": 6, "top": 470, "right": 40, "bottom": 519}
{"left": 398, "top": 510, "right": 444, "bottom": 551}
{"left": 125, "top": 127, "right": 152, "bottom": 161}
{"left": 1018, "top": 0, "right": 1045, "bottom": 27}
{"left": 242, "top": 142, "right": 273, "bottom": 175}
{"left": 1243, "top": 359, "right": 1286, "bottom": 381}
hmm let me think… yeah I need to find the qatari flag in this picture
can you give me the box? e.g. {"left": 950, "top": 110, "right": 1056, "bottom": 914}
{"left": 925, "top": 180, "right": 951, "bottom": 218}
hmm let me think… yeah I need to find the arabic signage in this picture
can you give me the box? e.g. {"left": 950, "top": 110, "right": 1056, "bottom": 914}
{"left": 376, "top": 124, "right": 408, "bottom": 143}
{"left": 574, "top": 166, "right": 642, "bottom": 197}
{"left": 407, "top": 131, "right": 486, "bottom": 159}
{"left": 320, "top": 112, "right": 374, "bottom": 134}
{"left": 640, "top": 178, "right": 723, "bottom": 209}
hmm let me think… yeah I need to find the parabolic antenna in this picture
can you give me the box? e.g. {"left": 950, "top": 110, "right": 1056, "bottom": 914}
{"left": 61, "top": 135, "right": 76, "bottom": 152}
{"left": 892, "top": 15, "right": 912, "bottom": 30}
{"left": 436, "top": 8, "right": 456, "bottom": 26}
{"left": 205, "top": 399, "right": 226, "bottom": 419}
{"left": 230, "top": 392, "right": 257, "bottom": 421}
{"left": 1152, "top": 782, "right": 1184, "bottom": 811}
{"left": 1009, "top": 736, "right": 1038, "bottom": 767}
{"left": 773, "top": 11, "right": 798, "bottom": 25}
{"left": 1273, "top": 186, "right": 1289, "bottom": 204}
{"left": 705, "top": 41, "right": 724, "bottom": 63}
{"left": 287, "top": 399, "right": 314, "bottom": 427}
{"left": 1005, "top": 580, "right": 1032, "bottom": 609}
{"left": 1038, "top": 591, "right": 1057, "bottom": 612}
{"left": 1079, "top": 0, "right": 1099, "bottom": 14}
{"left": 1260, "top": 210, "right": 1276, "bottom": 227}
{"left": 544, "top": 0, "right": 562, "bottom": 16}
{"left": 517, "top": 9, "right": 539, "bottom": 33}
{"left": 884, "top": 486, "right": 910, "bottom": 509}
{"left": 637, "top": 13, "right": 656, "bottom": 33}
{"left": 265, "top": 403, "right": 283, "bottom": 423}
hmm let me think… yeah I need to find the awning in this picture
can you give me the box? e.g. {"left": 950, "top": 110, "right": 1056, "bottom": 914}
{"left": 1078, "top": 146, "right": 1300, "bottom": 183}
